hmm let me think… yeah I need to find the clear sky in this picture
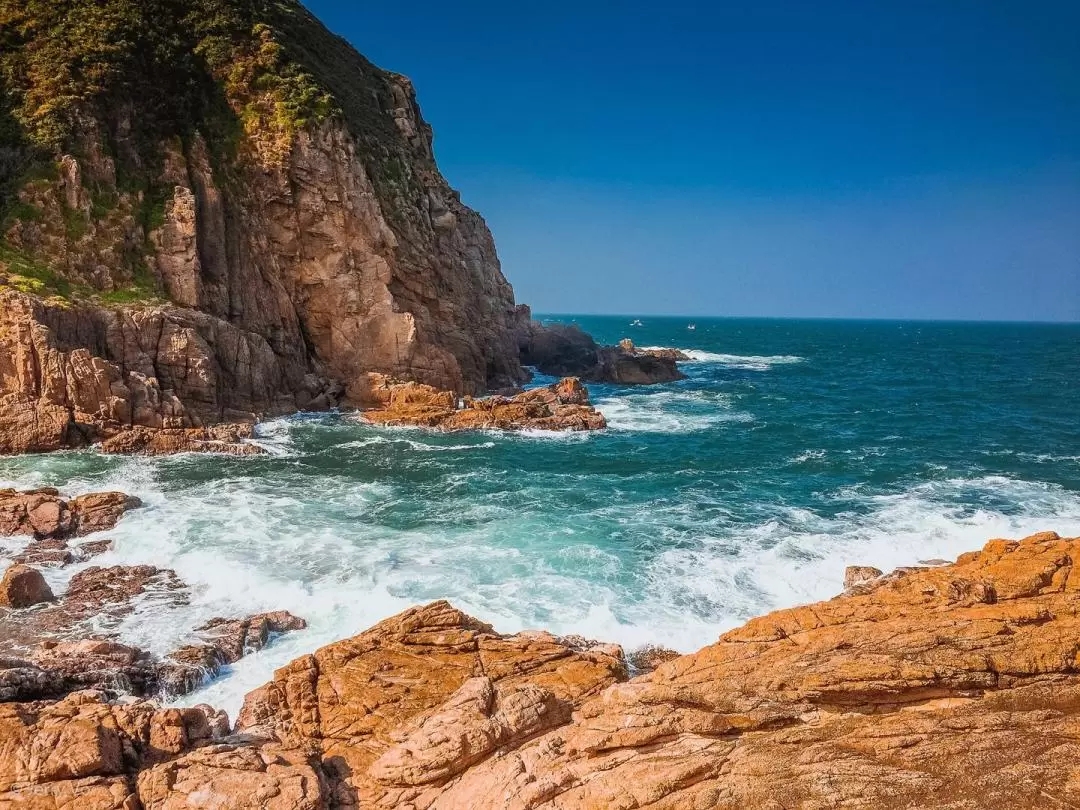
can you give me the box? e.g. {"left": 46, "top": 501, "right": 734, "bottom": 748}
{"left": 304, "top": 1, "right": 1079, "bottom": 321}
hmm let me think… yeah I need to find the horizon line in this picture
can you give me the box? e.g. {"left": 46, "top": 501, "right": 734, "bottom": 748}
{"left": 532, "top": 312, "right": 1080, "bottom": 326}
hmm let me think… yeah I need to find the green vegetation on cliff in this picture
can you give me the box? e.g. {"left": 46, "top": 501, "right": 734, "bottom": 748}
{"left": 0, "top": 0, "right": 425, "bottom": 303}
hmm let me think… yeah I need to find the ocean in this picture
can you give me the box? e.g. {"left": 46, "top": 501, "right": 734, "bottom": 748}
{"left": 1, "top": 315, "right": 1077, "bottom": 715}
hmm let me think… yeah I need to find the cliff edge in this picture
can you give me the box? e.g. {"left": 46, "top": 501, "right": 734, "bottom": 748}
{"left": 0, "top": 0, "right": 529, "bottom": 451}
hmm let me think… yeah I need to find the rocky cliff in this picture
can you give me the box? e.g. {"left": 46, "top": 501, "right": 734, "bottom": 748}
{"left": 0, "top": 0, "right": 530, "bottom": 452}
{"left": 4, "top": 529, "right": 1080, "bottom": 808}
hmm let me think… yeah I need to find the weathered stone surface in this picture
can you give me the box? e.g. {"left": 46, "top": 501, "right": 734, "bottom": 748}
{"left": 625, "top": 643, "right": 681, "bottom": 675}
{"left": 361, "top": 377, "right": 607, "bottom": 432}
{"left": 618, "top": 339, "right": 691, "bottom": 362}
{"left": 0, "top": 690, "right": 221, "bottom": 807}
{"left": 422, "top": 531, "right": 1080, "bottom": 809}
{"left": 0, "top": 564, "right": 54, "bottom": 608}
{"left": 0, "top": 488, "right": 140, "bottom": 540}
{"left": 8, "top": 534, "right": 1080, "bottom": 809}
{"left": 0, "top": 289, "right": 330, "bottom": 455}
{"left": 97, "top": 425, "right": 264, "bottom": 456}
{"left": 844, "top": 563, "right": 884, "bottom": 590}
{"left": 236, "top": 600, "right": 626, "bottom": 808}
{"left": 519, "top": 320, "right": 686, "bottom": 385}
{"left": 161, "top": 612, "right": 309, "bottom": 696}
{"left": 135, "top": 742, "right": 326, "bottom": 810}
{"left": 0, "top": 558, "right": 306, "bottom": 702}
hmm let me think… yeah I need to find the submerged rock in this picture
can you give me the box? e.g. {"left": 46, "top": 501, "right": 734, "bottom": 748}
{"left": 361, "top": 377, "right": 607, "bottom": 432}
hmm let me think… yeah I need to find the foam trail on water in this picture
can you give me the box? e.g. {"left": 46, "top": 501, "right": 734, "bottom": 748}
{"left": 596, "top": 390, "right": 752, "bottom": 433}
{"left": 640, "top": 347, "right": 805, "bottom": 369}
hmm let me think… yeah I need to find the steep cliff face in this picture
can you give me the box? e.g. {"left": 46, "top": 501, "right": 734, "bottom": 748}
{"left": 0, "top": 0, "right": 528, "bottom": 450}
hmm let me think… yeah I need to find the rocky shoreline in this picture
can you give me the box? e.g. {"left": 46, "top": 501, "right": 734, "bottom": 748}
{"left": 2, "top": 490, "right": 1077, "bottom": 808}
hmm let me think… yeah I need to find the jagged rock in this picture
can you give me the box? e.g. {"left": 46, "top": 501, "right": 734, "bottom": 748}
{"left": 625, "top": 643, "right": 682, "bottom": 674}
{"left": 236, "top": 600, "right": 626, "bottom": 808}
{"left": 361, "top": 377, "right": 607, "bottom": 432}
{"left": 161, "top": 612, "right": 308, "bottom": 696}
{"left": 0, "top": 1, "right": 548, "bottom": 456}
{"left": 97, "top": 425, "right": 264, "bottom": 456}
{"left": 421, "top": 531, "right": 1080, "bottom": 809}
{"left": 0, "top": 564, "right": 54, "bottom": 608}
{"left": 7, "top": 535, "right": 1080, "bottom": 808}
{"left": 844, "top": 564, "right": 884, "bottom": 590}
{"left": 519, "top": 320, "right": 686, "bottom": 385}
{"left": 1, "top": 609, "right": 307, "bottom": 703}
{"left": 0, "top": 488, "right": 140, "bottom": 539}
{"left": 0, "top": 690, "right": 222, "bottom": 807}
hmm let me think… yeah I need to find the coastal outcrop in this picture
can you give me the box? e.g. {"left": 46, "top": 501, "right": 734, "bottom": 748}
{"left": 0, "top": 487, "right": 306, "bottom": 702}
{"left": 519, "top": 321, "right": 686, "bottom": 385}
{"left": 0, "top": 563, "right": 53, "bottom": 607}
{"left": 0, "top": 488, "right": 141, "bottom": 539}
{"left": 0, "top": 0, "right": 533, "bottom": 454}
{"left": 6, "top": 531, "right": 1080, "bottom": 808}
{"left": 96, "top": 425, "right": 264, "bottom": 456}
{"left": 361, "top": 377, "right": 607, "bottom": 432}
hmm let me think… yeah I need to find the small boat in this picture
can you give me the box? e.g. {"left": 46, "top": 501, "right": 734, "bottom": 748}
{"left": 687, "top": 323, "right": 696, "bottom": 331}
{"left": 630, "top": 319, "right": 643, "bottom": 327}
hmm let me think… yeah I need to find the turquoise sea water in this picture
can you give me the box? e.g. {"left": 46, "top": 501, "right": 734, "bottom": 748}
{"left": 1, "top": 315, "right": 1077, "bottom": 714}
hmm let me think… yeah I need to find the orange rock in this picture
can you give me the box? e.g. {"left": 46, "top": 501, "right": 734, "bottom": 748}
{"left": 236, "top": 600, "right": 626, "bottom": 808}
{"left": 97, "top": 425, "right": 263, "bottom": 456}
{"left": 0, "top": 488, "right": 140, "bottom": 540}
{"left": 0, "top": 564, "right": 54, "bottom": 607}
{"left": 361, "top": 377, "right": 606, "bottom": 432}
{"left": 8, "top": 534, "right": 1080, "bottom": 809}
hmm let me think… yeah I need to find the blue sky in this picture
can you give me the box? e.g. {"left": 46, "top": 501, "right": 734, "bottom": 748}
{"left": 305, "top": 1, "right": 1079, "bottom": 320}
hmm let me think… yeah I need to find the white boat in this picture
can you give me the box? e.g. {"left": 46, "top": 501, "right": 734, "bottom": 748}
{"left": 630, "top": 319, "right": 643, "bottom": 327}
{"left": 687, "top": 323, "right": 696, "bottom": 331}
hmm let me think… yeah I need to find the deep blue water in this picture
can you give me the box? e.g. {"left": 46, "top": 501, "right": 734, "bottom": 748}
{"left": 1, "top": 315, "right": 1077, "bottom": 713}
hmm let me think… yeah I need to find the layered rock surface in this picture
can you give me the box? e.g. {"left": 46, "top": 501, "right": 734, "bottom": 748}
{"left": 361, "top": 377, "right": 607, "bottom": 432}
{"left": 0, "top": 0, "right": 533, "bottom": 454}
{"left": 7, "top": 531, "right": 1080, "bottom": 808}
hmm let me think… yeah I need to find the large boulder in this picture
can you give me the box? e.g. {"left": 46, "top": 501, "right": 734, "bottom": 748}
{"left": 0, "top": 564, "right": 54, "bottom": 608}
{"left": 236, "top": 600, "right": 626, "bottom": 808}
{"left": 0, "top": 488, "right": 141, "bottom": 539}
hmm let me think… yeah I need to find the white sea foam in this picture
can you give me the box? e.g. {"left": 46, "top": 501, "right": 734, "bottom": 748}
{"left": 338, "top": 436, "right": 496, "bottom": 452}
{"left": 642, "top": 476, "right": 1080, "bottom": 640}
{"left": 2, "top": 446, "right": 1078, "bottom": 721}
{"left": 640, "top": 347, "right": 804, "bottom": 370}
{"left": 596, "top": 390, "right": 752, "bottom": 433}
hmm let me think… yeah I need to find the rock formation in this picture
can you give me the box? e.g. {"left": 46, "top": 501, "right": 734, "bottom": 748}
{"left": 0, "top": 487, "right": 305, "bottom": 702}
{"left": 0, "top": 563, "right": 53, "bottom": 607}
{"left": 6, "top": 531, "right": 1080, "bottom": 808}
{"left": 0, "top": 0, "right": 534, "bottom": 454}
{"left": 0, "top": 488, "right": 141, "bottom": 539}
{"left": 519, "top": 320, "right": 686, "bottom": 385}
{"left": 361, "top": 377, "right": 607, "bottom": 432}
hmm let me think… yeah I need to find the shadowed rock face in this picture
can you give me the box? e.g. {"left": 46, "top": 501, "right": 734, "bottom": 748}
{"left": 7, "top": 532, "right": 1080, "bottom": 808}
{"left": 519, "top": 321, "right": 686, "bottom": 385}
